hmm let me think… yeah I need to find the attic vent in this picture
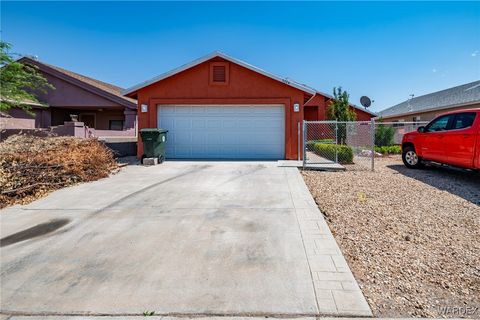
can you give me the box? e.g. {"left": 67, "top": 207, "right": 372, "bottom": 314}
{"left": 210, "top": 62, "right": 229, "bottom": 85}
{"left": 212, "top": 66, "right": 226, "bottom": 82}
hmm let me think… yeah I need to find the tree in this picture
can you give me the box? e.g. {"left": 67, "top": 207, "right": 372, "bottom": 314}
{"left": 0, "top": 41, "right": 54, "bottom": 112}
{"left": 326, "top": 87, "right": 356, "bottom": 144}
{"left": 375, "top": 123, "right": 395, "bottom": 146}
{"left": 327, "top": 87, "right": 357, "bottom": 121}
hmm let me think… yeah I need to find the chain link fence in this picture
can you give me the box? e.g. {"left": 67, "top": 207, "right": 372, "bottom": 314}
{"left": 303, "top": 120, "right": 428, "bottom": 170}
{"left": 378, "top": 121, "right": 429, "bottom": 144}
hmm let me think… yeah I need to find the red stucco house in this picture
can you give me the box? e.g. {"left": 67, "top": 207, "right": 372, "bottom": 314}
{"left": 124, "top": 52, "right": 375, "bottom": 160}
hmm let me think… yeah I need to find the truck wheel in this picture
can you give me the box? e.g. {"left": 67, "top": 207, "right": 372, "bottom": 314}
{"left": 402, "top": 146, "right": 424, "bottom": 169}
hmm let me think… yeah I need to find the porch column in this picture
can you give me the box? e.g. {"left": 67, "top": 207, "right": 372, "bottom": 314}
{"left": 34, "top": 108, "right": 51, "bottom": 128}
{"left": 124, "top": 109, "right": 137, "bottom": 130}
{"left": 42, "top": 108, "right": 52, "bottom": 127}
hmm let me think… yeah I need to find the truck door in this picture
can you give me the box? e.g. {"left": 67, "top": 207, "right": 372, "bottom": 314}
{"left": 444, "top": 112, "right": 478, "bottom": 168}
{"left": 421, "top": 114, "right": 454, "bottom": 162}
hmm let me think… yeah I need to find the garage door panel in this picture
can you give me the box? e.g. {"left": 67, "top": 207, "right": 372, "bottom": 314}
{"left": 175, "top": 132, "right": 192, "bottom": 144}
{"left": 173, "top": 146, "right": 191, "bottom": 158}
{"left": 174, "top": 118, "right": 191, "bottom": 130}
{"left": 222, "top": 119, "right": 236, "bottom": 128}
{"left": 237, "top": 120, "right": 254, "bottom": 128}
{"left": 176, "top": 107, "right": 193, "bottom": 114}
{"left": 191, "top": 106, "right": 206, "bottom": 114}
{"left": 262, "top": 121, "right": 284, "bottom": 129}
{"left": 191, "top": 119, "right": 206, "bottom": 129}
{"left": 190, "top": 145, "right": 207, "bottom": 156}
{"left": 191, "top": 134, "right": 205, "bottom": 144}
{"left": 167, "top": 132, "right": 176, "bottom": 142}
{"left": 255, "top": 135, "right": 282, "bottom": 144}
{"left": 206, "top": 119, "right": 222, "bottom": 129}
{"left": 160, "top": 118, "right": 175, "bottom": 129}
{"left": 205, "top": 133, "right": 222, "bottom": 144}
{"left": 160, "top": 106, "right": 176, "bottom": 114}
{"left": 158, "top": 105, "right": 285, "bottom": 159}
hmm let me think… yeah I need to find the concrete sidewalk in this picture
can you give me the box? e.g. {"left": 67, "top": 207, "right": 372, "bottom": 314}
{"left": 1, "top": 162, "right": 371, "bottom": 317}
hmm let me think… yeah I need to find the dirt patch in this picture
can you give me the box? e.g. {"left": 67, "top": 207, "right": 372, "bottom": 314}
{"left": 302, "top": 156, "right": 480, "bottom": 318}
{"left": 0, "top": 135, "right": 119, "bottom": 208}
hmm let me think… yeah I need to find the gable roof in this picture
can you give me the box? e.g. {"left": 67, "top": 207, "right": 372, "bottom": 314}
{"left": 122, "top": 51, "right": 376, "bottom": 116}
{"left": 378, "top": 80, "right": 480, "bottom": 118}
{"left": 19, "top": 57, "right": 137, "bottom": 109}
{"left": 123, "top": 51, "right": 317, "bottom": 96}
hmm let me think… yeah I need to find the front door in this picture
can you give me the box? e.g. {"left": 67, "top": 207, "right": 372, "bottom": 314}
{"left": 80, "top": 114, "right": 95, "bottom": 128}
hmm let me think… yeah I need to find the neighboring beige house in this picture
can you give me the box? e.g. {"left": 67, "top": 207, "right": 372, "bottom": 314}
{"left": 378, "top": 80, "right": 480, "bottom": 122}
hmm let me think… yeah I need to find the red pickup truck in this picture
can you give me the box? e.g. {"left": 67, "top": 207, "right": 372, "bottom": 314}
{"left": 402, "top": 108, "right": 480, "bottom": 170}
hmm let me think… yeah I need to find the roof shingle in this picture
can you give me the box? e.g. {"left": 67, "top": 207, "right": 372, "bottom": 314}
{"left": 379, "top": 80, "right": 480, "bottom": 118}
{"left": 19, "top": 57, "right": 137, "bottom": 109}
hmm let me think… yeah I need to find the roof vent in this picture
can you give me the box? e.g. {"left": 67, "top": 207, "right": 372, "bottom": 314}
{"left": 212, "top": 65, "right": 226, "bottom": 82}
{"left": 210, "top": 62, "right": 229, "bottom": 85}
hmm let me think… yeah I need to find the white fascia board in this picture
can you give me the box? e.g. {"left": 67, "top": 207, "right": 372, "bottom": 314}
{"left": 122, "top": 51, "right": 316, "bottom": 96}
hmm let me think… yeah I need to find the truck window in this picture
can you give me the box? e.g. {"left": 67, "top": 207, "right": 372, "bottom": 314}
{"left": 425, "top": 115, "right": 452, "bottom": 132}
{"left": 452, "top": 112, "right": 476, "bottom": 130}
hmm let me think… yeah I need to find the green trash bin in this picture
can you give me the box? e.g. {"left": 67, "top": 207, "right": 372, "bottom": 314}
{"left": 140, "top": 128, "right": 168, "bottom": 163}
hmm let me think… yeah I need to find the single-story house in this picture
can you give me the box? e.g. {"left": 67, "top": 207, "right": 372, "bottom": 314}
{"left": 124, "top": 52, "right": 375, "bottom": 160}
{"left": 1, "top": 57, "right": 137, "bottom": 139}
{"left": 377, "top": 80, "right": 480, "bottom": 122}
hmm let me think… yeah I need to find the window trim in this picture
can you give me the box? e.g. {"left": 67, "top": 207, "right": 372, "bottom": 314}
{"left": 424, "top": 114, "right": 454, "bottom": 133}
{"left": 209, "top": 62, "right": 229, "bottom": 85}
{"left": 450, "top": 112, "right": 477, "bottom": 131}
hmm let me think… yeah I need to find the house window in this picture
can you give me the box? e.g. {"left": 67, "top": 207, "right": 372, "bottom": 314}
{"left": 392, "top": 120, "right": 405, "bottom": 127}
{"left": 109, "top": 120, "right": 124, "bottom": 130}
{"left": 209, "top": 62, "right": 229, "bottom": 85}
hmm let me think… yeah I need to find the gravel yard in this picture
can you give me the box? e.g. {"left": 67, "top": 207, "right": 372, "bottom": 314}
{"left": 302, "top": 156, "right": 480, "bottom": 318}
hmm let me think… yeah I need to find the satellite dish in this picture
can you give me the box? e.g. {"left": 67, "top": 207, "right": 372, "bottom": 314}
{"left": 360, "top": 96, "right": 372, "bottom": 108}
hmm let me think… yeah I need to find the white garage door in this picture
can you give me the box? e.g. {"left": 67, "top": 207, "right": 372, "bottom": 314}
{"left": 158, "top": 105, "right": 285, "bottom": 159}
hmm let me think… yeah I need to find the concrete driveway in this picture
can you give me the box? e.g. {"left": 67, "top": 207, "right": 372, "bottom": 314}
{"left": 0, "top": 162, "right": 371, "bottom": 317}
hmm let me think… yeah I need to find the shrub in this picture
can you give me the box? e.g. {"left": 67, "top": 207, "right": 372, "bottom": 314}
{"left": 0, "top": 135, "right": 118, "bottom": 208}
{"left": 306, "top": 139, "right": 335, "bottom": 150}
{"left": 375, "top": 145, "right": 401, "bottom": 155}
{"left": 312, "top": 143, "right": 354, "bottom": 164}
{"left": 375, "top": 124, "right": 395, "bottom": 146}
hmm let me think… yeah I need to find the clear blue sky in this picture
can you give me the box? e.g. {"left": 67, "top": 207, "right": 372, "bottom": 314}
{"left": 2, "top": 1, "right": 479, "bottom": 111}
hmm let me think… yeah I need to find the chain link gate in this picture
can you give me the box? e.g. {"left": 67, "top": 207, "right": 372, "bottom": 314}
{"left": 303, "top": 120, "right": 375, "bottom": 170}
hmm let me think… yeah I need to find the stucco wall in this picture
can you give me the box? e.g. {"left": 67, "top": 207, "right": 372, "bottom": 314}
{"left": 304, "top": 93, "right": 373, "bottom": 121}
{"left": 1, "top": 108, "right": 35, "bottom": 129}
{"left": 134, "top": 58, "right": 308, "bottom": 160}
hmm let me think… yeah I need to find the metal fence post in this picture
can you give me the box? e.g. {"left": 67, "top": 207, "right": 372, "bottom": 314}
{"left": 302, "top": 121, "right": 306, "bottom": 169}
{"left": 335, "top": 121, "right": 338, "bottom": 163}
{"left": 371, "top": 118, "right": 375, "bottom": 171}
{"left": 297, "top": 122, "right": 301, "bottom": 161}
